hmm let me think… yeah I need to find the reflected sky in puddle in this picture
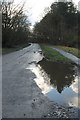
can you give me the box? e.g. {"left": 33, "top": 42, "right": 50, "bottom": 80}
{"left": 27, "top": 63, "right": 53, "bottom": 94}
{"left": 26, "top": 58, "right": 80, "bottom": 108}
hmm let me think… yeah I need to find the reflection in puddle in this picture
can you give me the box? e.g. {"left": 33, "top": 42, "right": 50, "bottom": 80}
{"left": 27, "top": 63, "right": 53, "bottom": 94}
{"left": 38, "top": 59, "right": 77, "bottom": 93}
{"left": 26, "top": 58, "right": 79, "bottom": 107}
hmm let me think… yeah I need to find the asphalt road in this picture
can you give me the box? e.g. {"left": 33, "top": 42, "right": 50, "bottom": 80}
{"left": 2, "top": 43, "right": 53, "bottom": 118}
{"left": 2, "top": 43, "right": 78, "bottom": 118}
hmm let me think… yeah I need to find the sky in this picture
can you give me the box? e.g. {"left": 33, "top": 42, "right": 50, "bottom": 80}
{"left": 13, "top": 0, "right": 79, "bottom": 26}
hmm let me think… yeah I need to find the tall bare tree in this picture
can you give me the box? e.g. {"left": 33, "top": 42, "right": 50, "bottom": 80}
{"left": 2, "top": 0, "right": 30, "bottom": 47}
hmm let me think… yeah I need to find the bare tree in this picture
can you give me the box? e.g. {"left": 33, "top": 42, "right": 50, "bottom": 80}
{"left": 2, "top": 0, "right": 30, "bottom": 47}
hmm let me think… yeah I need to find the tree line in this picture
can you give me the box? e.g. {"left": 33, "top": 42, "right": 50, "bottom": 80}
{"left": 2, "top": 0, "right": 30, "bottom": 47}
{"left": 34, "top": 2, "right": 80, "bottom": 48}
{"left": 2, "top": 1, "right": 80, "bottom": 48}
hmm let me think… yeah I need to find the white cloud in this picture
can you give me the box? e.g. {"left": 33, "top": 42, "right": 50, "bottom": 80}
{"left": 14, "top": 0, "right": 78, "bottom": 26}
{"left": 26, "top": 0, "right": 54, "bottom": 25}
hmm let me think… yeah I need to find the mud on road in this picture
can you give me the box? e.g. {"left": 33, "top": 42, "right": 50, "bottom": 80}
{"left": 2, "top": 43, "right": 78, "bottom": 118}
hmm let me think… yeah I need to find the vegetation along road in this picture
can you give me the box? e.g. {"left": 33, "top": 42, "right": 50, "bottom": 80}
{"left": 51, "top": 47, "right": 80, "bottom": 66}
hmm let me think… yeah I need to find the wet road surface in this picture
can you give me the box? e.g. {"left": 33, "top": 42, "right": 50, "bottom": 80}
{"left": 2, "top": 43, "right": 79, "bottom": 118}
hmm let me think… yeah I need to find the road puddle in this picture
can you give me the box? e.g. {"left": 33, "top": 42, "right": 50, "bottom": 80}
{"left": 26, "top": 58, "right": 80, "bottom": 108}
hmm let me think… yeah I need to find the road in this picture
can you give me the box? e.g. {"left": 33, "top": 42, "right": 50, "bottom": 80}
{"left": 2, "top": 43, "right": 78, "bottom": 118}
{"left": 51, "top": 47, "right": 80, "bottom": 66}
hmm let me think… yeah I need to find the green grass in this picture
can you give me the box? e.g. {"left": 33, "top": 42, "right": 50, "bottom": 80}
{"left": 40, "top": 45, "right": 71, "bottom": 63}
{"left": 2, "top": 48, "right": 18, "bottom": 54}
{"left": 55, "top": 46, "right": 80, "bottom": 58}
{"left": 2, "top": 44, "right": 30, "bottom": 55}
{"left": 0, "top": 48, "right": 2, "bottom": 55}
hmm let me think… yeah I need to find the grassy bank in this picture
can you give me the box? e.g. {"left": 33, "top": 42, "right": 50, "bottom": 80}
{"left": 2, "top": 44, "right": 30, "bottom": 55}
{"left": 40, "top": 45, "right": 71, "bottom": 63}
{"left": 55, "top": 46, "right": 80, "bottom": 58}
{"left": 2, "top": 48, "right": 19, "bottom": 54}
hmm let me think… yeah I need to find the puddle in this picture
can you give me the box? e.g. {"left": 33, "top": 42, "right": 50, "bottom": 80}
{"left": 26, "top": 58, "right": 80, "bottom": 108}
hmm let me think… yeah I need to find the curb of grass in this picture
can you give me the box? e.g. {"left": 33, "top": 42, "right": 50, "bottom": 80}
{"left": 40, "top": 44, "right": 74, "bottom": 64}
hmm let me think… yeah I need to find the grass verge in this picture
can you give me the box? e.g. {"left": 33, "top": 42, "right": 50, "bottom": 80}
{"left": 2, "top": 48, "right": 19, "bottom": 54}
{"left": 40, "top": 45, "right": 72, "bottom": 63}
{"left": 55, "top": 46, "right": 80, "bottom": 58}
{"left": 2, "top": 44, "right": 30, "bottom": 55}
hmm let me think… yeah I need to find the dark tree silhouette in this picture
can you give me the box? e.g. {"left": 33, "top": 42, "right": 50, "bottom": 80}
{"left": 34, "top": 2, "right": 78, "bottom": 48}
{"left": 2, "top": 0, "right": 30, "bottom": 47}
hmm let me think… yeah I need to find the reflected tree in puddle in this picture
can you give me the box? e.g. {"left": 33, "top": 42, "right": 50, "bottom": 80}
{"left": 38, "top": 58, "right": 77, "bottom": 93}
{"left": 27, "top": 57, "right": 78, "bottom": 107}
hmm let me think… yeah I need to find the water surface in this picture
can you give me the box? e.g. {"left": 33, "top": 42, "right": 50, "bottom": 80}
{"left": 27, "top": 58, "right": 80, "bottom": 107}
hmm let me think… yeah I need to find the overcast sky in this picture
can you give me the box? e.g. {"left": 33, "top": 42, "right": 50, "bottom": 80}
{"left": 13, "top": 0, "right": 79, "bottom": 26}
